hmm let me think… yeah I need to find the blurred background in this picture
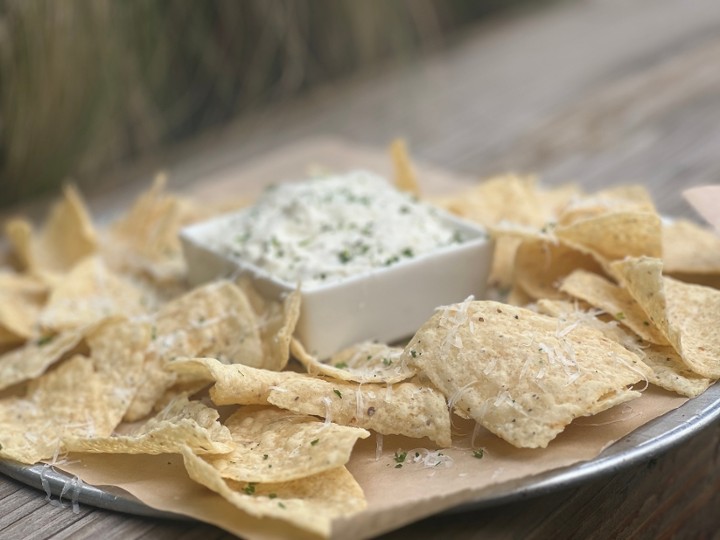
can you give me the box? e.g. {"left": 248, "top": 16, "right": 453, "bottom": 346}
{"left": 0, "top": 0, "right": 534, "bottom": 208}
{"left": 2, "top": 0, "right": 719, "bottom": 217}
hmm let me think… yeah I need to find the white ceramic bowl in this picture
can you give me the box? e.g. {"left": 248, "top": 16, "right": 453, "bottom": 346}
{"left": 180, "top": 208, "right": 493, "bottom": 359}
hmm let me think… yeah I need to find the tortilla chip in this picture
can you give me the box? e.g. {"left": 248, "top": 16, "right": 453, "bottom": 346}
{"left": 488, "top": 236, "right": 522, "bottom": 288}
{"left": 182, "top": 447, "right": 366, "bottom": 538}
{"left": 533, "top": 298, "right": 590, "bottom": 318}
{"left": 390, "top": 139, "right": 420, "bottom": 197}
{"left": 237, "top": 279, "right": 301, "bottom": 371}
{"left": 404, "top": 300, "right": 650, "bottom": 448}
{"left": 0, "top": 273, "right": 46, "bottom": 341}
{"left": 662, "top": 219, "right": 720, "bottom": 275}
{"left": 124, "top": 281, "right": 262, "bottom": 421}
{"left": 173, "top": 357, "right": 435, "bottom": 444}
{"left": 555, "top": 211, "right": 662, "bottom": 266}
{"left": 0, "top": 330, "right": 85, "bottom": 391}
{"left": 0, "top": 355, "right": 120, "bottom": 463}
{"left": 204, "top": 407, "right": 369, "bottom": 483}
{"left": 166, "top": 357, "right": 310, "bottom": 406}
{"left": 514, "top": 238, "right": 604, "bottom": 300}
{"left": 533, "top": 300, "right": 712, "bottom": 398}
{"left": 86, "top": 318, "right": 152, "bottom": 425}
{"left": 438, "top": 174, "right": 552, "bottom": 228}
{"left": 557, "top": 185, "right": 656, "bottom": 226}
{"left": 506, "top": 283, "right": 535, "bottom": 307}
{"left": 267, "top": 377, "right": 452, "bottom": 447}
{"left": 638, "top": 344, "right": 713, "bottom": 398}
{"left": 103, "top": 174, "right": 185, "bottom": 282}
{"left": 39, "top": 256, "right": 146, "bottom": 332}
{"left": 64, "top": 396, "right": 233, "bottom": 455}
{"left": 612, "top": 257, "right": 720, "bottom": 379}
{"left": 5, "top": 185, "right": 97, "bottom": 275}
{"left": 0, "top": 326, "right": 23, "bottom": 351}
{"left": 560, "top": 269, "right": 668, "bottom": 345}
{"left": 291, "top": 338, "right": 414, "bottom": 384}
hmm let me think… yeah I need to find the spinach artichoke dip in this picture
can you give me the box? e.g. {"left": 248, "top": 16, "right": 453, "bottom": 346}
{"left": 217, "top": 171, "right": 465, "bottom": 287}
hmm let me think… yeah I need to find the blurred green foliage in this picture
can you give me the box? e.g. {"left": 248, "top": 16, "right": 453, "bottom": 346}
{"left": 0, "top": 0, "right": 525, "bottom": 206}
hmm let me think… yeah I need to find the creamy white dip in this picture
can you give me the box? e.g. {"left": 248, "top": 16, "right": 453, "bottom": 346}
{"left": 216, "top": 171, "right": 467, "bottom": 287}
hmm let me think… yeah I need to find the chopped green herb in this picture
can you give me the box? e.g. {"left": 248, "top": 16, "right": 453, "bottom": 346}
{"left": 37, "top": 335, "right": 55, "bottom": 347}
{"left": 393, "top": 450, "right": 407, "bottom": 464}
{"left": 311, "top": 439, "right": 320, "bottom": 446}
{"left": 278, "top": 502, "right": 286, "bottom": 509}
{"left": 263, "top": 454, "right": 269, "bottom": 460}
{"left": 395, "top": 463, "right": 403, "bottom": 469}
{"left": 243, "top": 483, "right": 257, "bottom": 495}
{"left": 338, "top": 250, "right": 352, "bottom": 264}
{"left": 333, "top": 389, "right": 343, "bottom": 399}
{"left": 472, "top": 449, "right": 485, "bottom": 459}
{"left": 382, "top": 358, "right": 392, "bottom": 367}
{"left": 401, "top": 247, "right": 414, "bottom": 258}
{"left": 643, "top": 320, "right": 650, "bottom": 326}
{"left": 409, "top": 350, "right": 418, "bottom": 358}
{"left": 268, "top": 493, "right": 277, "bottom": 499}
{"left": 616, "top": 312, "right": 626, "bottom": 321}
{"left": 334, "top": 362, "right": 348, "bottom": 369}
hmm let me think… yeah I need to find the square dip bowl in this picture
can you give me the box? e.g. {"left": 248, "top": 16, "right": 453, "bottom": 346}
{"left": 180, "top": 173, "right": 494, "bottom": 359}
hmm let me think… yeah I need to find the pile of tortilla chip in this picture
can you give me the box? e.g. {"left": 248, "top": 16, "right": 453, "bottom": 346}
{"left": 423, "top": 178, "right": 720, "bottom": 447}
{"left": 0, "top": 145, "right": 719, "bottom": 537}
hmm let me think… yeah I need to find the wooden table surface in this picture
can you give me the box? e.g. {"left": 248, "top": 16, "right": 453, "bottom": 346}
{"left": 3, "top": 0, "right": 720, "bottom": 538}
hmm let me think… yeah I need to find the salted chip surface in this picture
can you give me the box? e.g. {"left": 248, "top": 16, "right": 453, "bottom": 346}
{"left": 533, "top": 299, "right": 712, "bottom": 398}
{"left": 291, "top": 338, "right": 414, "bottom": 384}
{"left": 638, "top": 344, "right": 713, "bottom": 398}
{"left": 39, "top": 256, "right": 146, "bottom": 331}
{"left": 612, "top": 257, "right": 720, "bottom": 379}
{"left": 403, "top": 300, "right": 650, "bottom": 448}
{"left": 555, "top": 211, "right": 662, "bottom": 266}
{"left": 166, "top": 357, "right": 311, "bottom": 406}
{"left": 125, "top": 281, "right": 262, "bottom": 420}
{"left": 267, "top": 377, "right": 451, "bottom": 447}
{"left": 204, "top": 407, "right": 369, "bottom": 483}
{"left": 560, "top": 269, "right": 668, "bottom": 345}
{"left": 182, "top": 447, "right": 365, "bottom": 538}
{"left": 0, "top": 355, "right": 121, "bottom": 464}
{"left": 5, "top": 185, "right": 97, "bottom": 275}
{"left": 0, "top": 330, "right": 84, "bottom": 391}
{"left": 64, "top": 396, "right": 232, "bottom": 455}
{"left": 514, "top": 238, "right": 603, "bottom": 300}
{"left": 86, "top": 318, "right": 152, "bottom": 424}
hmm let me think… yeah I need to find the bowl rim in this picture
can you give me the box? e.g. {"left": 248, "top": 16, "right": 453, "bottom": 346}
{"left": 180, "top": 205, "right": 491, "bottom": 294}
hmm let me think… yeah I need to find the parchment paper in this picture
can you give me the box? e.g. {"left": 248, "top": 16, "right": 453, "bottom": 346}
{"left": 56, "top": 388, "right": 686, "bottom": 539}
